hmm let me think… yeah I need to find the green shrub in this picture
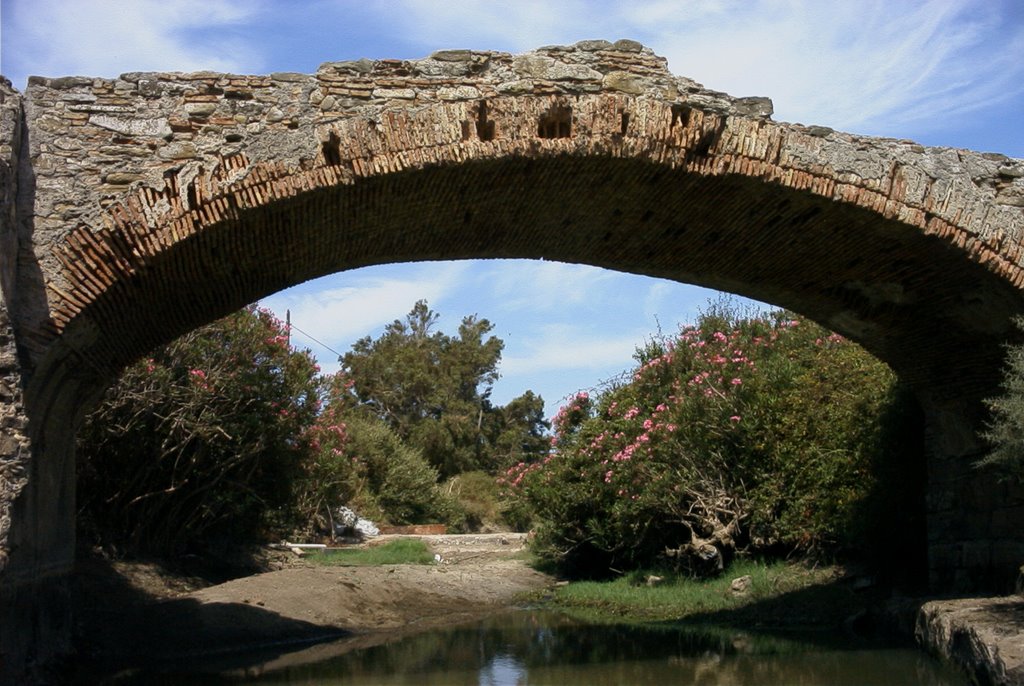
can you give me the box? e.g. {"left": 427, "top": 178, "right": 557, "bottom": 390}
{"left": 296, "top": 409, "right": 460, "bottom": 530}
{"left": 506, "top": 304, "right": 911, "bottom": 578}
{"left": 77, "top": 307, "right": 321, "bottom": 555}
{"left": 443, "top": 470, "right": 506, "bottom": 531}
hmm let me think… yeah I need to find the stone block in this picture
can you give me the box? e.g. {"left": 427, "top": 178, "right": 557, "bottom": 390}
{"left": 602, "top": 71, "right": 645, "bottom": 95}
{"left": 612, "top": 39, "right": 644, "bottom": 53}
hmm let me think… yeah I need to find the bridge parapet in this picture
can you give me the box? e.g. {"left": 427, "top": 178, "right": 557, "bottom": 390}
{"left": 14, "top": 41, "right": 1024, "bottom": 367}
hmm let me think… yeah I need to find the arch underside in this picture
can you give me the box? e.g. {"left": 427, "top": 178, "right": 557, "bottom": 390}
{"left": 49, "top": 155, "right": 1024, "bottom": 412}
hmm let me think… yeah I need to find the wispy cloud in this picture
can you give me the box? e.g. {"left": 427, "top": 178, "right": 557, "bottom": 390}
{"left": 500, "top": 323, "right": 646, "bottom": 376}
{"left": 4, "top": 0, "right": 263, "bottom": 84}
{"left": 642, "top": 0, "right": 1024, "bottom": 136}
{"left": 384, "top": 0, "right": 1024, "bottom": 139}
{"left": 483, "top": 260, "right": 620, "bottom": 312}
{"left": 261, "top": 262, "right": 469, "bottom": 370}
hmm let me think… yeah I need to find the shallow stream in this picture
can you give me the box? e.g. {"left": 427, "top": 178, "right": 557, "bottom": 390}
{"left": 101, "top": 609, "right": 967, "bottom": 684}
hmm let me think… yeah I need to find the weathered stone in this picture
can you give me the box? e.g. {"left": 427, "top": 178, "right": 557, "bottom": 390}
{"left": 34, "top": 76, "right": 93, "bottom": 89}
{"left": 319, "top": 58, "right": 374, "bottom": 74}
{"left": 88, "top": 114, "right": 171, "bottom": 137}
{"left": 136, "top": 79, "right": 163, "bottom": 97}
{"left": 916, "top": 598, "right": 1024, "bottom": 686}
{"left": 730, "top": 575, "right": 753, "bottom": 595}
{"left": 373, "top": 88, "right": 416, "bottom": 100}
{"left": 512, "top": 54, "right": 603, "bottom": 81}
{"left": 102, "top": 172, "right": 144, "bottom": 185}
{"left": 734, "top": 96, "right": 774, "bottom": 118}
{"left": 602, "top": 71, "right": 645, "bottom": 95}
{"left": 437, "top": 85, "right": 480, "bottom": 101}
{"left": 185, "top": 102, "right": 218, "bottom": 117}
{"left": 68, "top": 104, "right": 135, "bottom": 114}
{"left": 612, "top": 38, "right": 645, "bottom": 52}
{"left": 156, "top": 141, "right": 197, "bottom": 160}
{"left": 996, "top": 186, "right": 1024, "bottom": 207}
{"left": 496, "top": 79, "right": 533, "bottom": 94}
{"left": 575, "top": 39, "right": 614, "bottom": 51}
{"left": 431, "top": 49, "right": 473, "bottom": 62}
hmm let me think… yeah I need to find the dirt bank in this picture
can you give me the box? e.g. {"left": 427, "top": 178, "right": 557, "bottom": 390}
{"left": 72, "top": 533, "right": 552, "bottom": 675}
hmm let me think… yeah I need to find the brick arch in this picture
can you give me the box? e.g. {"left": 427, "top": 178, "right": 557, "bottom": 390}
{"left": 42, "top": 94, "right": 1024, "bottom": 403}
{"left": 3, "top": 41, "right": 1024, "bottom": 677}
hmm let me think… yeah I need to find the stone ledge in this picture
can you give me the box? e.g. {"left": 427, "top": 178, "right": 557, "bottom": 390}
{"left": 914, "top": 595, "right": 1024, "bottom": 685}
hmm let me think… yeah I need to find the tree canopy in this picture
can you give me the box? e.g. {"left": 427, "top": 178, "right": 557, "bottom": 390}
{"left": 341, "top": 300, "right": 549, "bottom": 477}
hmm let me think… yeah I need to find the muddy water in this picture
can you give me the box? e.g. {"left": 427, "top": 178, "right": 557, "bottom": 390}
{"left": 103, "top": 609, "right": 967, "bottom": 685}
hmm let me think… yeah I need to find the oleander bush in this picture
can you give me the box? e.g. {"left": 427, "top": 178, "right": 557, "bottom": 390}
{"left": 504, "top": 302, "right": 920, "bottom": 579}
{"left": 77, "top": 306, "right": 321, "bottom": 555}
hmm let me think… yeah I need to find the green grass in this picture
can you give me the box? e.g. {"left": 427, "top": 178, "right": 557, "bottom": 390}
{"left": 308, "top": 539, "right": 436, "bottom": 566}
{"left": 543, "top": 559, "right": 849, "bottom": 625}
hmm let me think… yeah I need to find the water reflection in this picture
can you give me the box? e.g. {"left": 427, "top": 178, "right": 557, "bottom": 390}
{"left": 103, "top": 610, "right": 967, "bottom": 685}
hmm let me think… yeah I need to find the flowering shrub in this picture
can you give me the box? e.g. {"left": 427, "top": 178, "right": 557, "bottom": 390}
{"left": 506, "top": 304, "right": 912, "bottom": 578}
{"left": 294, "top": 373, "right": 459, "bottom": 532}
{"left": 77, "top": 306, "right": 322, "bottom": 555}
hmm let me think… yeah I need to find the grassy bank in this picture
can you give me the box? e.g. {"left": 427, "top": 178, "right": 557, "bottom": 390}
{"left": 308, "top": 539, "right": 435, "bottom": 566}
{"left": 541, "top": 560, "right": 869, "bottom": 628}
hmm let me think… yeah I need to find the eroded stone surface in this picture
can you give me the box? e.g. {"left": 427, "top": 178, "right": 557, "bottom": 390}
{"left": 916, "top": 596, "right": 1024, "bottom": 685}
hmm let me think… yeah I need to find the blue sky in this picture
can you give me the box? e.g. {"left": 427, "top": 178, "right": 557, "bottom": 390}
{"left": 3, "top": 0, "right": 1023, "bottom": 417}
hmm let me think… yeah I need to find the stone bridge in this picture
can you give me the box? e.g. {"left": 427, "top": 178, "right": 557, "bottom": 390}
{"left": 1, "top": 40, "right": 1024, "bottom": 676}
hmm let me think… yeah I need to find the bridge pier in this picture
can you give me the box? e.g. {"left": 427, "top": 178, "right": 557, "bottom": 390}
{"left": 0, "top": 309, "right": 82, "bottom": 683}
{"left": 924, "top": 398, "right": 1024, "bottom": 591}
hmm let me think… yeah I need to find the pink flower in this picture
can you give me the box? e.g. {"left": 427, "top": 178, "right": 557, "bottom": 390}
{"left": 731, "top": 378, "right": 743, "bottom": 386}
{"left": 730, "top": 415, "right": 741, "bottom": 423}
{"left": 604, "top": 470, "right": 614, "bottom": 483}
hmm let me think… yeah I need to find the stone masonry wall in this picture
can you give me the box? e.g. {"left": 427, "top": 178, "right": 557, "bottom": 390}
{"left": 0, "top": 79, "right": 30, "bottom": 576}
{"left": 15, "top": 39, "right": 1024, "bottom": 363}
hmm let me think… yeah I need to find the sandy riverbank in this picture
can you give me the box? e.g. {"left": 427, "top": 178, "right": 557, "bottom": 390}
{"left": 71, "top": 533, "right": 553, "bottom": 677}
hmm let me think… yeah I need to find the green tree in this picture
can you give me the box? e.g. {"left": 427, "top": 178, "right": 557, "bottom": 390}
{"left": 77, "top": 306, "right": 322, "bottom": 556}
{"left": 341, "top": 300, "right": 548, "bottom": 477}
{"left": 983, "top": 316, "right": 1024, "bottom": 476}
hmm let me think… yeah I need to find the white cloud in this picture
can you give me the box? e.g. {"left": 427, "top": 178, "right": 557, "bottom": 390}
{"left": 6, "top": 0, "right": 263, "bottom": 83}
{"left": 260, "top": 262, "right": 469, "bottom": 370}
{"left": 384, "top": 0, "right": 1024, "bottom": 138}
{"left": 484, "top": 260, "right": 619, "bottom": 311}
{"left": 643, "top": 0, "right": 1024, "bottom": 136}
{"left": 500, "top": 323, "right": 645, "bottom": 376}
